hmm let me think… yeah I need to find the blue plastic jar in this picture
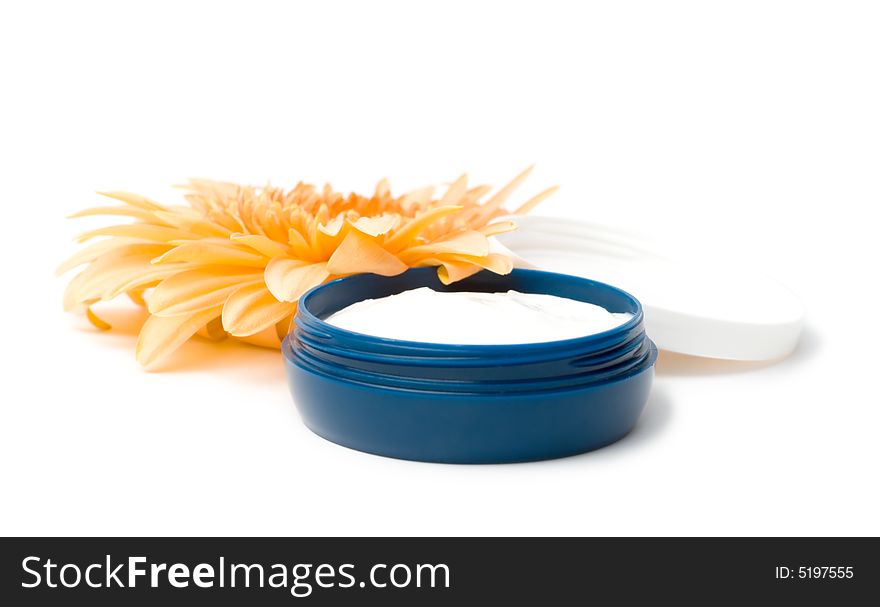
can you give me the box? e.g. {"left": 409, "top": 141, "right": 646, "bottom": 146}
{"left": 283, "top": 268, "right": 657, "bottom": 463}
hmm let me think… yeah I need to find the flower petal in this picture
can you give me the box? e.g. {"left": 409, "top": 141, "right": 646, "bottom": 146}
{"left": 86, "top": 306, "right": 112, "bottom": 330}
{"left": 152, "top": 242, "right": 268, "bottom": 266}
{"left": 479, "top": 220, "right": 518, "bottom": 238}
{"left": 153, "top": 209, "right": 233, "bottom": 238}
{"left": 197, "top": 316, "right": 228, "bottom": 341}
{"left": 437, "top": 263, "right": 482, "bottom": 284}
{"left": 414, "top": 253, "right": 513, "bottom": 284}
{"left": 221, "top": 283, "right": 296, "bottom": 336}
{"left": 128, "top": 289, "right": 147, "bottom": 307}
{"left": 513, "top": 185, "right": 559, "bottom": 215}
{"left": 264, "top": 258, "right": 330, "bottom": 302}
{"left": 414, "top": 256, "right": 483, "bottom": 284}
{"left": 478, "top": 165, "right": 534, "bottom": 218}
{"left": 326, "top": 229, "right": 408, "bottom": 276}
{"left": 439, "top": 174, "right": 468, "bottom": 206}
{"left": 314, "top": 216, "right": 352, "bottom": 258}
{"left": 351, "top": 214, "right": 399, "bottom": 237}
{"left": 136, "top": 306, "right": 223, "bottom": 368}
{"left": 317, "top": 216, "right": 345, "bottom": 237}
{"left": 288, "top": 228, "right": 316, "bottom": 260}
{"left": 236, "top": 322, "right": 285, "bottom": 349}
{"left": 399, "top": 186, "right": 435, "bottom": 211}
{"left": 400, "top": 230, "right": 489, "bottom": 261}
{"left": 466, "top": 184, "right": 492, "bottom": 199}
{"left": 148, "top": 268, "right": 263, "bottom": 316}
{"left": 56, "top": 237, "right": 149, "bottom": 276}
{"left": 97, "top": 191, "right": 166, "bottom": 211}
{"left": 384, "top": 205, "right": 463, "bottom": 252}
{"left": 448, "top": 252, "right": 514, "bottom": 275}
{"left": 77, "top": 224, "right": 196, "bottom": 243}
{"left": 63, "top": 244, "right": 178, "bottom": 308}
{"left": 69, "top": 206, "right": 166, "bottom": 223}
{"left": 231, "top": 234, "right": 290, "bottom": 258}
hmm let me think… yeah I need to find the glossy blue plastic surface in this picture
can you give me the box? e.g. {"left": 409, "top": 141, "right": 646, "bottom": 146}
{"left": 283, "top": 268, "right": 657, "bottom": 463}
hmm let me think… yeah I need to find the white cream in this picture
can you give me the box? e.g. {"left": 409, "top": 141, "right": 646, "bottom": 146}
{"left": 325, "top": 287, "right": 632, "bottom": 344}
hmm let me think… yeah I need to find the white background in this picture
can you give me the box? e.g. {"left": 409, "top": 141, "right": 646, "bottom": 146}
{"left": 1, "top": 0, "right": 878, "bottom": 536}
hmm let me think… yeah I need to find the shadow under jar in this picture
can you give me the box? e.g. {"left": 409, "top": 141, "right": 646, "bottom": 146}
{"left": 283, "top": 268, "right": 657, "bottom": 463}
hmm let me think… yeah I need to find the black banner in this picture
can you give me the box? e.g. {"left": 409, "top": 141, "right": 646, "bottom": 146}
{"left": 1, "top": 538, "right": 876, "bottom": 604}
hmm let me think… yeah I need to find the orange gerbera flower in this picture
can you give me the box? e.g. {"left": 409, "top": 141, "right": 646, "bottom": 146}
{"left": 58, "top": 167, "right": 556, "bottom": 368}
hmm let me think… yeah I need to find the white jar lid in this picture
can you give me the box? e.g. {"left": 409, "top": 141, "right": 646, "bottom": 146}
{"left": 494, "top": 215, "right": 804, "bottom": 362}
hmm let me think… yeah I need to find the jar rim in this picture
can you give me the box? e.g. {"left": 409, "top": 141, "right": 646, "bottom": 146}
{"left": 294, "top": 267, "right": 645, "bottom": 352}
{"left": 288, "top": 268, "right": 655, "bottom": 394}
